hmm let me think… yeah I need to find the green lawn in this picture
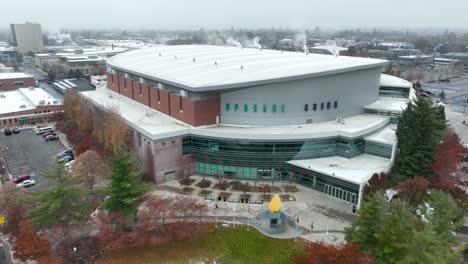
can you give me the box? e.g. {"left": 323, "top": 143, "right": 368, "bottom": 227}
{"left": 102, "top": 225, "right": 304, "bottom": 264}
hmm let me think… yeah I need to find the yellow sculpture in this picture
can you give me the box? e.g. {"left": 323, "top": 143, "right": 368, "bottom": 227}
{"left": 0, "top": 215, "right": 4, "bottom": 225}
{"left": 269, "top": 194, "right": 281, "bottom": 214}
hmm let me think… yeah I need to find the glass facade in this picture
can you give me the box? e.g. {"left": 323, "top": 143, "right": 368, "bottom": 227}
{"left": 379, "top": 87, "right": 410, "bottom": 98}
{"left": 183, "top": 136, "right": 392, "bottom": 204}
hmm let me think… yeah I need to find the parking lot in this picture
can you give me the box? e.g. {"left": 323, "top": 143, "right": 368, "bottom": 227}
{"left": 0, "top": 128, "right": 66, "bottom": 191}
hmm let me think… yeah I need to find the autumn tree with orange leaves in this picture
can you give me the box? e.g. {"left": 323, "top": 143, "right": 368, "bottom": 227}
{"left": 432, "top": 130, "right": 465, "bottom": 185}
{"left": 0, "top": 182, "right": 29, "bottom": 237}
{"left": 13, "top": 221, "right": 52, "bottom": 262}
{"left": 72, "top": 150, "right": 108, "bottom": 190}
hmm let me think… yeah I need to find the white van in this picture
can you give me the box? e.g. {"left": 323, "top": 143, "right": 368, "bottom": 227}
{"left": 35, "top": 127, "right": 53, "bottom": 135}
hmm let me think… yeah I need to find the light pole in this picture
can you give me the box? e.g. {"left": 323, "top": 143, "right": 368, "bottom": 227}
{"left": 73, "top": 246, "right": 78, "bottom": 264}
{"left": 295, "top": 217, "right": 299, "bottom": 242}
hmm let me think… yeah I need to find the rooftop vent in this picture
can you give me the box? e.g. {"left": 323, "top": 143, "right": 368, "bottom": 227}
{"left": 240, "top": 65, "right": 244, "bottom": 70}
{"left": 52, "top": 100, "right": 58, "bottom": 104}
{"left": 38, "top": 100, "right": 45, "bottom": 105}
{"left": 0, "top": 94, "right": 5, "bottom": 98}
{"left": 19, "top": 104, "right": 26, "bottom": 109}
{"left": 174, "top": 56, "right": 178, "bottom": 60}
{"left": 193, "top": 58, "right": 196, "bottom": 62}
{"left": 158, "top": 52, "right": 162, "bottom": 56}
{"left": 214, "top": 61, "right": 218, "bottom": 66}
{"left": 29, "top": 87, "right": 35, "bottom": 90}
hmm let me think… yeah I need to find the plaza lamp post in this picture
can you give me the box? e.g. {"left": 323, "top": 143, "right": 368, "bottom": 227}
{"left": 73, "top": 246, "right": 77, "bottom": 264}
{"left": 295, "top": 217, "right": 299, "bottom": 242}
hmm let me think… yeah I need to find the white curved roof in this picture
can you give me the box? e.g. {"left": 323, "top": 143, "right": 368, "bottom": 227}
{"left": 380, "top": 74, "right": 412, "bottom": 88}
{"left": 108, "top": 45, "right": 387, "bottom": 92}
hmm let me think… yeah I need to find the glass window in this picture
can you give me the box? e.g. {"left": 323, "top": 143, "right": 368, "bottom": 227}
{"left": 281, "top": 104, "right": 285, "bottom": 113}
{"left": 327, "top": 102, "right": 331, "bottom": 109}
{"left": 234, "top": 104, "right": 239, "bottom": 111}
{"left": 226, "top": 103, "right": 230, "bottom": 111}
{"left": 334, "top": 101, "right": 338, "bottom": 109}
{"left": 244, "top": 104, "right": 248, "bottom": 112}
{"left": 272, "top": 104, "right": 277, "bottom": 113}
{"left": 304, "top": 104, "right": 308, "bottom": 111}
{"left": 313, "top": 103, "right": 317, "bottom": 111}
{"left": 263, "top": 104, "right": 267, "bottom": 112}
{"left": 320, "top": 103, "right": 324, "bottom": 110}
{"left": 253, "top": 104, "right": 257, "bottom": 112}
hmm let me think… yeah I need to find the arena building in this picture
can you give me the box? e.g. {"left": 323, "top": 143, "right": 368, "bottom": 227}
{"left": 82, "top": 45, "right": 414, "bottom": 207}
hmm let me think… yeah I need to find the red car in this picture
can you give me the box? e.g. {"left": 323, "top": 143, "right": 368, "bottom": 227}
{"left": 42, "top": 131, "right": 57, "bottom": 138}
{"left": 12, "top": 174, "right": 31, "bottom": 184}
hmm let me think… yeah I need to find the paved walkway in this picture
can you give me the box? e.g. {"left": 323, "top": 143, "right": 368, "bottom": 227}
{"left": 159, "top": 176, "right": 356, "bottom": 243}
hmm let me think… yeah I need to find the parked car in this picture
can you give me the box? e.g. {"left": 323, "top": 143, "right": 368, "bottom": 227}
{"left": 57, "top": 149, "right": 73, "bottom": 158}
{"left": 64, "top": 160, "right": 75, "bottom": 169}
{"left": 17, "top": 179, "right": 36, "bottom": 188}
{"left": 35, "top": 127, "right": 53, "bottom": 135}
{"left": 58, "top": 155, "right": 74, "bottom": 163}
{"left": 12, "top": 174, "right": 31, "bottom": 184}
{"left": 42, "top": 131, "right": 57, "bottom": 138}
{"left": 12, "top": 128, "right": 20, "bottom": 134}
{"left": 45, "top": 134, "right": 59, "bottom": 141}
{"left": 3, "top": 128, "right": 12, "bottom": 136}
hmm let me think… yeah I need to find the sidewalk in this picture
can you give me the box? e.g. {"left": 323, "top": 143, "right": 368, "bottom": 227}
{"left": 156, "top": 176, "right": 354, "bottom": 244}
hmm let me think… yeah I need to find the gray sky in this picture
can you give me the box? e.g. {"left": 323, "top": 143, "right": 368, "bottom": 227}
{"left": 3, "top": 0, "right": 468, "bottom": 32}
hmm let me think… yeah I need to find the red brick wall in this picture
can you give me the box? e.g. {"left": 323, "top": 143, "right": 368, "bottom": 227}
{"left": 106, "top": 75, "right": 220, "bottom": 127}
{"left": 119, "top": 78, "right": 134, "bottom": 99}
{"left": 106, "top": 73, "right": 119, "bottom": 93}
{"left": 132, "top": 132, "right": 195, "bottom": 184}
{"left": 132, "top": 81, "right": 150, "bottom": 107}
{"left": 194, "top": 97, "right": 220, "bottom": 126}
{"left": 0, "top": 77, "right": 36, "bottom": 91}
{"left": 158, "top": 89, "right": 170, "bottom": 115}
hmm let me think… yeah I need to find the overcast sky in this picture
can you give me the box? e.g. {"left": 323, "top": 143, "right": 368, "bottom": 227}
{"left": 2, "top": 0, "right": 468, "bottom": 32}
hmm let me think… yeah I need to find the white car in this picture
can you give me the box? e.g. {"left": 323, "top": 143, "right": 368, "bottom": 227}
{"left": 64, "top": 160, "right": 75, "bottom": 169}
{"left": 17, "top": 179, "right": 36, "bottom": 188}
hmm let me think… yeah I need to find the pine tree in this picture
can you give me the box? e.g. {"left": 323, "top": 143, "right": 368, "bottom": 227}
{"left": 103, "top": 145, "right": 151, "bottom": 216}
{"left": 373, "top": 199, "right": 414, "bottom": 263}
{"left": 31, "top": 185, "right": 88, "bottom": 230}
{"left": 397, "top": 98, "right": 445, "bottom": 177}
{"left": 345, "top": 192, "right": 386, "bottom": 255}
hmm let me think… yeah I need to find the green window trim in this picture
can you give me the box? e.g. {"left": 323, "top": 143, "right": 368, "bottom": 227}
{"left": 226, "top": 103, "right": 230, "bottom": 111}
{"left": 272, "top": 104, "right": 277, "bottom": 113}
{"left": 234, "top": 104, "right": 239, "bottom": 111}
{"left": 244, "top": 104, "right": 248, "bottom": 112}
{"left": 263, "top": 104, "right": 267, "bottom": 112}
{"left": 281, "top": 104, "right": 285, "bottom": 113}
{"left": 253, "top": 104, "right": 258, "bottom": 112}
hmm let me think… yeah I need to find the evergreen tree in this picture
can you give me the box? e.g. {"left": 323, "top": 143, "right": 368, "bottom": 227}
{"left": 103, "top": 145, "right": 151, "bottom": 216}
{"left": 346, "top": 191, "right": 463, "bottom": 263}
{"left": 67, "top": 69, "right": 75, "bottom": 78}
{"left": 397, "top": 98, "right": 445, "bottom": 177}
{"left": 345, "top": 192, "right": 386, "bottom": 255}
{"left": 401, "top": 228, "right": 460, "bottom": 264}
{"left": 373, "top": 199, "right": 414, "bottom": 263}
{"left": 75, "top": 69, "right": 83, "bottom": 78}
{"left": 31, "top": 185, "right": 88, "bottom": 230}
{"left": 426, "top": 190, "right": 463, "bottom": 245}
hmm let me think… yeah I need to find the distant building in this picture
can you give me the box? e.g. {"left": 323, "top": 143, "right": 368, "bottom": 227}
{"left": 0, "top": 72, "right": 36, "bottom": 91}
{"left": 443, "top": 52, "right": 468, "bottom": 65}
{"left": 398, "top": 55, "right": 434, "bottom": 67}
{"left": 0, "top": 87, "right": 62, "bottom": 129}
{"left": 35, "top": 47, "right": 127, "bottom": 78}
{"left": 0, "top": 42, "right": 18, "bottom": 65}
{"left": 10, "top": 22, "right": 44, "bottom": 54}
